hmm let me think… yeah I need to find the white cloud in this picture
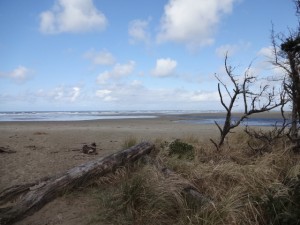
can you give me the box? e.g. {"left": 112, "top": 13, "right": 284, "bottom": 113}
{"left": 39, "top": 0, "right": 107, "bottom": 34}
{"left": 216, "top": 42, "right": 251, "bottom": 58}
{"left": 97, "top": 61, "right": 136, "bottom": 84}
{"left": 257, "top": 46, "right": 275, "bottom": 59}
{"left": 257, "top": 46, "right": 286, "bottom": 78}
{"left": 84, "top": 49, "right": 115, "bottom": 65}
{"left": 70, "top": 86, "right": 81, "bottom": 102}
{"left": 130, "top": 80, "right": 143, "bottom": 87}
{"left": 0, "top": 66, "right": 33, "bottom": 83}
{"left": 152, "top": 58, "right": 177, "bottom": 77}
{"left": 95, "top": 89, "right": 117, "bottom": 101}
{"left": 128, "top": 19, "right": 151, "bottom": 44}
{"left": 37, "top": 85, "right": 81, "bottom": 103}
{"left": 9, "top": 66, "right": 30, "bottom": 81}
{"left": 95, "top": 89, "right": 111, "bottom": 97}
{"left": 189, "top": 91, "right": 219, "bottom": 102}
{"left": 157, "top": 0, "right": 237, "bottom": 48}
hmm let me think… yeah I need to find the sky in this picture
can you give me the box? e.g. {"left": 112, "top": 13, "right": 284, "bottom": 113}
{"left": 0, "top": 0, "right": 298, "bottom": 112}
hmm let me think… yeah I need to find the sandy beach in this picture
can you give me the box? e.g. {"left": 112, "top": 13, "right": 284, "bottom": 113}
{"left": 0, "top": 116, "right": 221, "bottom": 190}
{"left": 0, "top": 111, "right": 283, "bottom": 225}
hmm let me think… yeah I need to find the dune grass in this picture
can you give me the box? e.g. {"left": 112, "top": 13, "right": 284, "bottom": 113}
{"left": 121, "top": 135, "right": 138, "bottom": 149}
{"left": 87, "top": 132, "right": 300, "bottom": 225}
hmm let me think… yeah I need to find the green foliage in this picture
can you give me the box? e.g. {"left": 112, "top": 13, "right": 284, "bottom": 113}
{"left": 168, "top": 139, "right": 195, "bottom": 160}
{"left": 258, "top": 176, "right": 300, "bottom": 225}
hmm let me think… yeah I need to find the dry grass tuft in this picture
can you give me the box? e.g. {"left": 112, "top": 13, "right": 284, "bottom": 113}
{"left": 121, "top": 135, "right": 138, "bottom": 149}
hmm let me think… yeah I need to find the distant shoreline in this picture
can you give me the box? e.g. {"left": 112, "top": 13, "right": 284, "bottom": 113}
{"left": 0, "top": 110, "right": 285, "bottom": 123}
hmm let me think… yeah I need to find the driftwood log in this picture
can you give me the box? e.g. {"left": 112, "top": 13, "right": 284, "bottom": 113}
{"left": 0, "top": 142, "right": 154, "bottom": 225}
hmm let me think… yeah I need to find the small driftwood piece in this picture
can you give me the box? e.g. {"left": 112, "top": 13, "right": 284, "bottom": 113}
{"left": 0, "top": 147, "right": 16, "bottom": 154}
{"left": 0, "top": 142, "right": 154, "bottom": 225}
{"left": 82, "top": 142, "right": 97, "bottom": 154}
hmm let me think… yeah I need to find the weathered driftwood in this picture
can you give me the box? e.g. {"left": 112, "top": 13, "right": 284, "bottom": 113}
{"left": 0, "top": 147, "right": 16, "bottom": 154}
{"left": 0, "top": 142, "right": 154, "bottom": 225}
{"left": 82, "top": 142, "right": 97, "bottom": 155}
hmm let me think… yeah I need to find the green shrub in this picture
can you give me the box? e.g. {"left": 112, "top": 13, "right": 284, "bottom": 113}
{"left": 168, "top": 139, "right": 195, "bottom": 160}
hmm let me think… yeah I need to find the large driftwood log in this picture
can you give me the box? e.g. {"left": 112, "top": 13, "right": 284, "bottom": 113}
{"left": 0, "top": 142, "right": 154, "bottom": 225}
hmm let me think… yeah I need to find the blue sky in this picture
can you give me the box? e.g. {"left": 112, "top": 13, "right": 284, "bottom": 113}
{"left": 0, "top": 0, "right": 297, "bottom": 111}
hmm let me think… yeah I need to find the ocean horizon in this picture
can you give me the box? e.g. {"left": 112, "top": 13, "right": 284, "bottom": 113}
{"left": 0, "top": 110, "right": 216, "bottom": 122}
{"left": 0, "top": 110, "right": 287, "bottom": 127}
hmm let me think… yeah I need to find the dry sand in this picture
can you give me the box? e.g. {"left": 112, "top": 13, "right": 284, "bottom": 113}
{"left": 0, "top": 112, "right": 282, "bottom": 225}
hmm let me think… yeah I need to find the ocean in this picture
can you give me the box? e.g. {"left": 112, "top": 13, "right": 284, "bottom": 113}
{"left": 0, "top": 110, "right": 286, "bottom": 127}
{"left": 175, "top": 115, "right": 287, "bottom": 127}
{"left": 0, "top": 111, "right": 160, "bottom": 122}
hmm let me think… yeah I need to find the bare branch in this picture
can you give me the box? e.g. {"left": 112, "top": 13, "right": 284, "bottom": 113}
{"left": 212, "top": 54, "right": 285, "bottom": 150}
{"left": 215, "top": 73, "right": 233, "bottom": 100}
{"left": 214, "top": 121, "right": 223, "bottom": 134}
{"left": 217, "top": 83, "right": 229, "bottom": 112}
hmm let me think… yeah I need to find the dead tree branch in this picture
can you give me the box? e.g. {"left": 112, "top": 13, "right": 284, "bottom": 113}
{"left": 245, "top": 106, "right": 289, "bottom": 155}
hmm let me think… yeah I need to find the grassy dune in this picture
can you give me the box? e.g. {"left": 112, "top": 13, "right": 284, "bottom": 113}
{"left": 86, "top": 132, "right": 300, "bottom": 225}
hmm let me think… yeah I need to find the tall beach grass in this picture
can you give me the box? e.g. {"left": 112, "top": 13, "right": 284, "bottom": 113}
{"left": 87, "top": 132, "right": 300, "bottom": 225}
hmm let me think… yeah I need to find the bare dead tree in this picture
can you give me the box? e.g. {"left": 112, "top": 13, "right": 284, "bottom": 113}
{"left": 270, "top": 2, "right": 300, "bottom": 150}
{"left": 210, "top": 54, "right": 285, "bottom": 151}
